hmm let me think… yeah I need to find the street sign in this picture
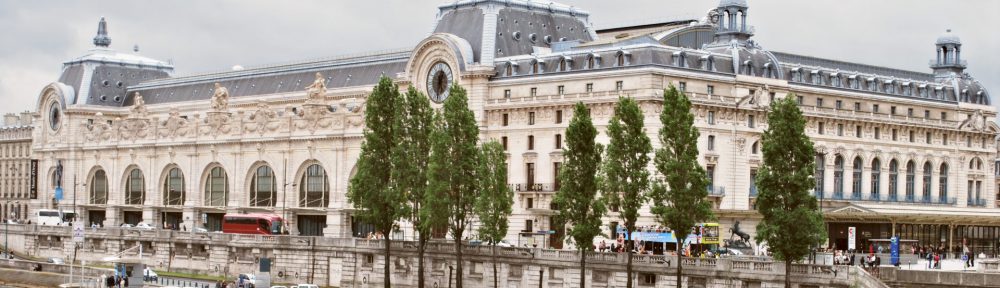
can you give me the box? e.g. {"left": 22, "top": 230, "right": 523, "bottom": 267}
{"left": 848, "top": 227, "right": 856, "bottom": 251}
{"left": 73, "top": 223, "right": 85, "bottom": 243}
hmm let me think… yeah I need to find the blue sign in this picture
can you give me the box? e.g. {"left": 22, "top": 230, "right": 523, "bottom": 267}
{"left": 54, "top": 187, "right": 63, "bottom": 201}
{"left": 890, "top": 236, "right": 900, "bottom": 266}
{"left": 617, "top": 227, "right": 678, "bottom": 243}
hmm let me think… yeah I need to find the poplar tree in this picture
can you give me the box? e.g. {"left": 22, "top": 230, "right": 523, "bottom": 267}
{"left": 649, "top": 85, "right": 714, "bottom": 287}
{"left": 396, "top": 87, "right": 434, "bottom": 288}
{"left": 474, "top": 140, "right": 514, "bottom": 288}
{"left": 602, "top": 97, "right": 652, "bottom": 288}
{"left": 755, "top": 95, "right": 827, "bottom": 288}
{"left": 552, "top": 102, "right": 605, "bottom": 288}
{"left": 347, "top": 76, "right": 410, "bottom": 288}
{"left": 423, "top": 83, "right": 480, "bottom": 288}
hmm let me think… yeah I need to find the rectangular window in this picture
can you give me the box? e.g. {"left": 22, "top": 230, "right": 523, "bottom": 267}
{"left": 553, "top": 162, "right": 562, "bottom": 190}
{"left": 555, "top": 134, "right": 562, "bottom": 149}
{"left": 907, "top": 108, "right": 913, "bottom": 117}
{"left": 585, "top": 83, "right": 594, "bottom": 93}
{"left": 707, "top": 135, "right": 715, "bottom": 151}
{"left": 924, "top": 110, "right": 930, "bottom": 119}
{"left": 706, "top": 165, "right": 715, "bottom": 187}
{"left": 557, "top": 85, "right": 565, "bottom": 95}
{"left": 747, "top": 115, "right": 755, "bottom": 128}
{"left": 524, "top": 219, "right": 533, "bottom": 232}
{"left": 526, "top": 163, "right": 535, "bottom": 187}
{"left": 854, "top": 102, "right": 861, "bottom": 111}
{"left": 892, "top": 129, "right": 898, "bottom": 141}
{"left": 678, "top": 82, "right": 687, "bottom": 92}
{"left": 926, "top": 132, "right": 932, "bottom": 144}
{"left": 817, "top": 98, "right": 824, "bottom": 108}
{"left": 502, "top": 113, "right": 509, "bottom": 126}
{"left": 707, "top": 85, "right": 715, "bottom": 95}
{"left": 504, "top": 89, "right": 511, "bottom": 99}
{"left": 967, "top": 135, "right": 972, "bottom": 147}
{"left": 837, "top": 124, "right": 843, "bottom": 136}
{"left": 555, "top": 110, "right": 563, "bottom": 124}
{"left": 707, "top": 111, "right": 715, "bottom": 125}
{"left": 615, "top": 81, "right": 624, "bottom": 91}
{"left": 528, "top": 135, "right": 534, "bottom": 150}
{"left": 941, "top": 112, "right": 947, "bottom": 120}
{"left": 835, "top": 100, "right": 842, "bottom": 110}
{"left": 528, "top": 112, "right": 535, "bottom": 125}
{"left": 943, "top": 134, "right": 948, "bottom": 145}
{"left": 501, "top": 136, "right": 508, "bottom": 150}
{"left": 796, "top": 96, "right": 804, "bottom": 105}
{"left": 856, "top": 125, "right": 862, "bottom": 138}
{"left": 526, "top": 197, "right": 534, "bottom": 209}
{"left": 749, "top": 89, "right": 756, "bottom": 97}
{"left": 530, "top": 87, "right": 537, "bottom": 97}
{"left": 874, "top": 127, "right": 880, "bottom": 139}
{"left": 872, "top": 104, "right": 879, "bottom": 113}
{"left": 769, "top": 92, "right": 776, "bottom": 103}
{"left": 909, "top": 131, "right": 914, "bottom": 142}
{"left": 891, "top": 106, "right": 897, "bottom": 115}
{"left": 818, "top": 122, "right": 825, "bottom": 135}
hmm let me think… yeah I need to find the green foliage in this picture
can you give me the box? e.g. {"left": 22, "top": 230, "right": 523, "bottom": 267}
{"left": 754, "top": 95, "right": 827, "bottom": 264}
{"left": 553, "top": 102, "right": 606, "bottom": 251}
{"left": 397, "top": 87, "right": 435, "bottom": 288}
{"left": 475, "top": 140, "right": 514, "bottom": 245}
{"left": 650, "top": 85, "right": 714, "bottom": 251}
{"left": 601, "top": 96, "right": 652, "bottom": 288}
{"left": 347, "top": 76, "right": 410, "bottom": 235}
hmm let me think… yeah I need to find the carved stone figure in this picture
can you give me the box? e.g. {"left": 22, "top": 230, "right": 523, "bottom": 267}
{"left": 248, "top": 101, "right": 278, "bottom": 134}
{"left": 159, "top": 108, "right": 189, "bottom": 138}
{"left": 305, "top": 72, "right": 327, "bottom": 103}
{"left": 211, "top": 83, "right": 230, "bottom": 111}
{"left": 130, "top": 92, "right": 148, "bottom": 116}
{"left": 968, "top": 109, "right": 986, "bottom": 131}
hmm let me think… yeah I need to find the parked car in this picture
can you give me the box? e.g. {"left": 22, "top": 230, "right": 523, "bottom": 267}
{"left": 143, "top": 267, "right": 159, "bottom": 281}
{"left": 192, "top": 227, "right": 209, "bottom": 233}
{"left": 136, "top": 222, "right": 155, "bottom": 230}
{"left": 236, "top": 273, "right": 256, "bottom": 288}
{"left": 47, "top": 257, "right": 65, "bottom": 264}
{"left": 120, "top": 223, "right": 134, "bottom": 228}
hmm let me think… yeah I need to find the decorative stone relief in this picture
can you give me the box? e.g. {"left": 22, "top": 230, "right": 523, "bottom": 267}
{"left": 304, "top": 72, "right": 328, "bottom": 105}
{"left": 246, "top": 101, "right": 279, "bottom": 135}
{"left": 295, "top": 103, "right": 334, "bottom": 133}
{"left": 84, "top": 118, "right": 113, "bottom": 142}
{"left": 733, "top": 137, "right": 746, "bottom": 154}
{"left": 211, "top": 83, "right": 230, "bottom": 112}
{"left": 159, "top": 108, "right": 190, "bottom": 139}
{"left": 202, "top": 111, "right": 234, "bottom": 137}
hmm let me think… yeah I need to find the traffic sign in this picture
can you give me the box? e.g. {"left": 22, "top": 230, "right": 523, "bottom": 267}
{"left": 73, "top": 223, "right": 85, "bottom": 243}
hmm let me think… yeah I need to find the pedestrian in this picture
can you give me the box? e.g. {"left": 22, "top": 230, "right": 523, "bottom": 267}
{"left": 926, "top": 251, "right": 933, "bottom": 269}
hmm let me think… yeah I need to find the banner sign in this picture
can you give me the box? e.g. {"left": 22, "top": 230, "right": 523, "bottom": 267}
{"left": 55, "top": 187, "right": 64, "bottom": 201}
{"left": 29, "top": 159, "right": 38, "bottom": 199}
{"left": 890, "top": 236, "right": 900, "bottom": 266}
{"left": 848, "top": 227, "right": 857, "bottom": 250}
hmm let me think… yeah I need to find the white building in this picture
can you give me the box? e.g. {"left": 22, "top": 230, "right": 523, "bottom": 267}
{"left": 28, "top": 1, "right": 1000, "bottom": 255}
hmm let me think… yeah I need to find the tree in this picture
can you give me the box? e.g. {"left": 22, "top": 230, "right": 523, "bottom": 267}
{"left": 754, "top": 95, "right": 827, "bottom": 288}
{"left": 422, "top": 83, "right": 480, "bottom": 288}
{"left": 649, "top": 85, "right": 714, "bottom": 288}
{"left": 553, "top": 102, "right": 606, "bottom": 288}
{"left": 474, "top": 140, "right": 514, "bottom": 288}
{"left": 347, "top": 76, "right": 410, "bottom": 288}
{"left": 395, "top": 87, "right": 434, "bottom": 288}
{"left": 602, "top": 97, "right": 652, "bottom": 288}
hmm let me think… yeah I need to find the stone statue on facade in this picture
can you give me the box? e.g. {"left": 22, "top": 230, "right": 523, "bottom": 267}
{"left": 702, "top": 9, "right": 720, "bottom": 26}
{"left": 305, "top": 72, "right": 327, "bottom": 104}
{"left": 968, "top": 109, "right": 986, "bottom": 131}
{"left": 130, "top": 92, "right": 148, "bottom": 117}
{"left": 211, "top": 83, "right": 229, "bottom": 111}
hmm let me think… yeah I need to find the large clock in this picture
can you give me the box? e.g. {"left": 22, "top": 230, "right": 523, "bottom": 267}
{"left": 426, "top": 62, "right": 453, "bottom": 103}
{"left": 48, "top": 102, "right": 61, "bottom": 131}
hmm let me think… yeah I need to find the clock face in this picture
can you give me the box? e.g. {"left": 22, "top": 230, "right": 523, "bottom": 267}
{"left": 48, "top": 103, "right": 60, "bottom": 131}
{"left": 426, "top": 62, "right": 453, "bottom": 103}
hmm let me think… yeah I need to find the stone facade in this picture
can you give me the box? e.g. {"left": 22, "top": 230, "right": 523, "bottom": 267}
{"left": 0, "top": 111, "right": 33, "bottom": 221}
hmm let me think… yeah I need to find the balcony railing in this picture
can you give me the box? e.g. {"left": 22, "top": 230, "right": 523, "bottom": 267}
{"left": 817, "top": 191, "right": 956, "bottom": 205}
{"left": 831, "top": 192, "right": 845, "bottom": 200}
{"left": 904, "top": 194, "right": 916, "bottom": 203}
{"left": 510, "top": 183, "right": 557, "bottom": 192}
{"left": 707, "top": 186, "right": 726, "bottom": 197}
{"left": 968, "top": 199, "right": 987, "bottom": 207}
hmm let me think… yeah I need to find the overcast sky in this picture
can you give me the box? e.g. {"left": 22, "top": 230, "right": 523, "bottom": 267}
{"left": 0, "top": 0, "right": 997, "bottom": 117}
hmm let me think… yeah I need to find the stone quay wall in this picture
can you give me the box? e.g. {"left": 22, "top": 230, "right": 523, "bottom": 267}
{"left": 2, "top": 224, "right": 880, "bottom": 288}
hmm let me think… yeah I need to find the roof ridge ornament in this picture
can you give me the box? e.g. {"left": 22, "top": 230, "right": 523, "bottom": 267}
{"left": 94, "top": 17, "right": 111, "bottom": 48}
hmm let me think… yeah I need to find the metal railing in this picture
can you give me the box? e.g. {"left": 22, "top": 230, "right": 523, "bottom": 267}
{"left": 968, "top": 198, "right": 987, "bottom": 207}
{"left": 510, "top": 183, "right": 557, "bottom": 192}
{"left": 707, "top": 186, "right": 725, "bottom": 197}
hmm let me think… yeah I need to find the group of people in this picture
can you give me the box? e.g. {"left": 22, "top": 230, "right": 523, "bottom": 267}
{"left": 832, "top": 250, "right": 883, "bottom": 276}
{"left": 365, "top": 231, "right": 385, "bottom": 240}
{"left": 1, "top": 218, "right": 29, "bottom": 224}
{"left": 101, "top": 274, "right": 129, "bottom": 288}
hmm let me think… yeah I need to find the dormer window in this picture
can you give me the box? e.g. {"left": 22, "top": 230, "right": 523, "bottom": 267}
{"left": 615, "top": 50, "right": 631, "bottom": 67}
{"left": 810, "top": 70, "right": 821, "bottom": 85}
{"left": 883, "top": 80, "right": 895, "bottom": 94}
{"left": 919, "top": 84, "right": 929, "bottom": 97}
{"left": 867, "top": 77, "right": 877, "bottom": 91}
{"left": 743, "top": 60, "right": 754, "bottom": 76}
{"left": 961, "top": 89, "right": 969, "bottom": 102}
{"left": 558, "top": 56, "right": 572, "bottom": 72}
{"left": 586, "top": 53, "right": 601, "bottom": 69}
{"left": 700, "top": 55, "right": 715, "bottom": 71}
{"left": 791, "top": 68, "right": 802, "bottom": 82}
{"left": 848, "top": 75, "right": 859, "bottom": 89}
{"left": 976, "top": 91, "right": 985, "bottom": 104}
{"left": 830, "top": 73, "right": 841, "bottom": 87}
{"left": 935, "top": 87, "right": 944, "bottom": 99}
{"left": 504, "top": 61, "right": 518, "bottom": 77}
{"left": 901, "top": 82, "right": 912, "bottom": 96}
{"left": 530, "top": 59, "right": 544, "bottom": 74}
{"left": 673, "top": 51, "right": 687, "bottom": 68}
{"left": 763, "top": 62, "right": 774, "bottom": 78}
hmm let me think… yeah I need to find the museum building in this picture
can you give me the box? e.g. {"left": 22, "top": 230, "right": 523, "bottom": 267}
{"left": 26, "top": 0, "right": 1000, "bottom": 254}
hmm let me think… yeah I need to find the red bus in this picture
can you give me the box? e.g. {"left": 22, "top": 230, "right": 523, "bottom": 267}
{"left": 221, "top": 214, "right": 285, "bottom": 235}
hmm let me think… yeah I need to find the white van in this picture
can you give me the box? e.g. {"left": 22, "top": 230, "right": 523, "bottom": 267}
{"left": 37, "top": 209, "right": 74, "bottom": 226}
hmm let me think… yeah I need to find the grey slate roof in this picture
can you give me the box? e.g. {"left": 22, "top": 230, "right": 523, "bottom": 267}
{"left": 773, "top": 51, "right": 935, "bottom": 82}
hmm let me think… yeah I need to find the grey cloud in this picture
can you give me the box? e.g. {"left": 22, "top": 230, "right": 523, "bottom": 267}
{"left": 0, "top": 0, "right": 997, "bottom": 116}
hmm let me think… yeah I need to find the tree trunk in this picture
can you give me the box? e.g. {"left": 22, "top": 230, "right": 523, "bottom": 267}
{"left": 626, "top": 230, "right": 634, "bottom": 288}
{"left": 455, "top": 237, "right": 464, "bottom": 288}
{"left": 785, "top": 258, "right": 791, "bottom": 288}
{"left": 492, "top": 245, "right": 498, "bottom": 288}
{"left": 580, "top": 249, "right": 587, "bottom": 288}
{"left": 418, "top": 233, "right": 427, "bottom": 288}
{"left": 385, "top": 234, "right": 392, "bottom": 288}
{"left": 677, "top": 245, "right": 684, "bottom": 288}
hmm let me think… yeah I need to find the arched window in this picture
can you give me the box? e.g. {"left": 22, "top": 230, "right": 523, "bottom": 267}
{"left": 250, "top": 165, "right": 276, "bottom": 207}
{"left": 889, "top": 160, "right": 899, "bottom": 201}
{"left": 939, "top": 163, "right": 948, "bottom": 203}
{"left": 834, "top": 155, "right": 844, "bottom": 198}
{"left": 204, "top": 167, "right": 228, "bottom": 206}
{"left": 673, "top": 51, "right": 686, "bottom": 68}
{"left": 300, "top": 164, "right": 329, "bottom": 208}
{"left": 814, "top": 154, "right": 825, "bottom": 195}
{"left": 586, "top": 54, "right": 600, "bottom": 69}
{"left": 531, "top": 59, "right": 543, "bottom": 74}
{"left": 163, "top": 168, "right": 185, "bottom": 206}
{"left": 90, "top": 169, "right": 108, "bottom": 205}
{"left": 922, "top": 162, "right": 932, "bottom": 202}
{"left": 125, "top": 169, "right": 144, "bottom": 205}
{"left": 871, "top": 158, "right": 881, "bottom": 199}
{"left": 905, "top": 161, "right": 915, "bottom": 202}
{"left": 751, "top": 141, "right": 759, "bottom": 154}
{"left": 852, "top": 157, "right": 863, "bottom": 199}
{"left": 616, "top": 50, "right": 630, "bottom": 67}
{"left": 558, "top": 57, "right": 570, "bottom": 72}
